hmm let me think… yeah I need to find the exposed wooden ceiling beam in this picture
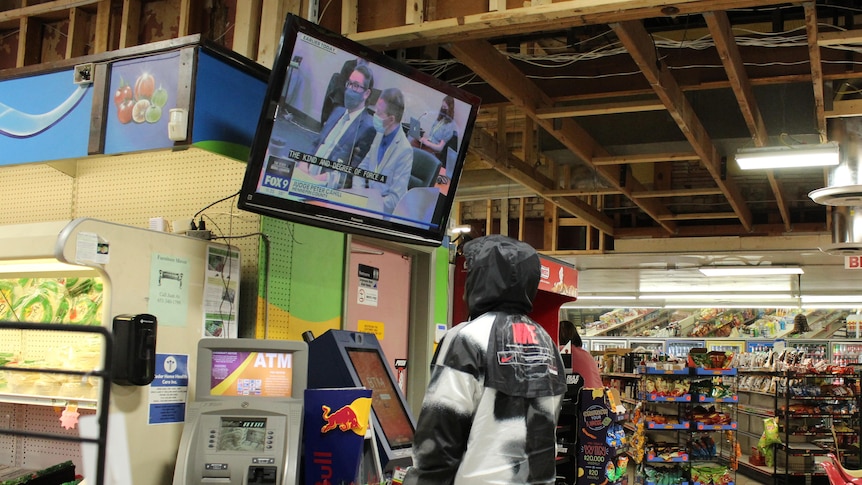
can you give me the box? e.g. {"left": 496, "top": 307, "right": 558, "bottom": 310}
{"left": 631, "top": 188, "right": 725, "bottom": 198}
{"left": 704, "top": 9, "right": 790, "bottom": 231}
{"left": 611, "top": 19, "right": 754, "bottom": 232}
{"left": 447, "top": 38, "right": 680, "bottom": 234}
{"left": 804, "top": 2, "right": 827, "bottom": 143}
{"left": 468, "top": 128, "right": 616, "bottom": 234}
{"left": 535, "top": 99, "right": 665, "bottom": 119}
{"left": 658, "top": 212, "right": 742, "bottom": 221}
{"left": 347, "top": 0, "right": 792, "bottom": 50}
{"left": 542, "top": 188, "right": 622, "bottom": 197}
{"left": 592, "top": 152, "right": 701, "bottom": 165}
{"left": 817, "top": 29, "right": 862, "bottom": 47}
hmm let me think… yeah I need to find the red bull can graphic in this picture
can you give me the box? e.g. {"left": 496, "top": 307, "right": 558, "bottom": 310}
{"left": 304, "top": 388, "right": 373, "bottom": 485}
{"left": 321, "top": 403, "right": 368, "bottom": 434}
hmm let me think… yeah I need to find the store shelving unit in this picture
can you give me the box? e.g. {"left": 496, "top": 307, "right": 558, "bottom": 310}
{"left": 636, "top": 365, "right": 738, "bottom": 485}
{"left": 0, "top": 321, "right": 112, "bottom": 485}
{"left": 773, "top": 370, "right": 861, "bottom": 485}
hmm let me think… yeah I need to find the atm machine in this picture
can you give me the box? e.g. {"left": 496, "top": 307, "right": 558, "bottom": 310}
{"left": 173, "top": 338, "right": 308, "bottom": 485}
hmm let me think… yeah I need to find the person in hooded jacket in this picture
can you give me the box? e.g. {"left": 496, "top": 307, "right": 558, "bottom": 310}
{"left": 403, "top": 234, "right": 567, "bottom": 485}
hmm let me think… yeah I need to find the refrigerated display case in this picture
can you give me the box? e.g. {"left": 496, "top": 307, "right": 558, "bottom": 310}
{"left": 590, "top": 338, "right": 630, "bottom": 352}
{"left": 707, "top": 339, "right": 744, "bottom": 354}
{"left": 0, "top": 218, "right": 238, "bottom": 485}
{"left": 627, "top": 338, "right": 665, "bottom": 355}
{"left": 666, "top": 339, "right": 705, "bottom": 359}
{"left": 831, "top": 341, "right": 862, "bottom": 366}
{"left": 745, "top": 340, "right": 774, "bottom": 353}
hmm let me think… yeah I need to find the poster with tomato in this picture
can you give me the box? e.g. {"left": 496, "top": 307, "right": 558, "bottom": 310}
{"left": 104, "top": 51, "right": 181, "bottom": 154}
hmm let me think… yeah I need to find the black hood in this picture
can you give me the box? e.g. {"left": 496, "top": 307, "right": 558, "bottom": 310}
{"left": 463, "top": 235, "right": 540, "bottom": 319}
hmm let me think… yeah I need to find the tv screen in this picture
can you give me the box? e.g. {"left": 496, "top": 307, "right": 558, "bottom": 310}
{"left": 238, "top": 14, "right": 481, "bottom": 246}
{"left": 346, "top": 348, "right": 414, "bottom": 449}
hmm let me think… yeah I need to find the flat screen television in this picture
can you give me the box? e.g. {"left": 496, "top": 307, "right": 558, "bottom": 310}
{"left": 238, "top": 14, "right": 481, "bottom": 246}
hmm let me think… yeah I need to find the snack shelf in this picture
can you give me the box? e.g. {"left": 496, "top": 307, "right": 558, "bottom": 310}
{"left": 694, "top": 422, "right": 737, "bottom": 431}
{"left": 645, "top": 394, "right": 692, "bottom": 402}
{"left": 695, "top": 395, "right": 738, "bottom": 403}
{"left": 647, "top": 421, "right": 691, "bottom": 430}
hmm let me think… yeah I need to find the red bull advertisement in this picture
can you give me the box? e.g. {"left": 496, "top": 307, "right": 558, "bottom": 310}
{"left": 304, "top": 388, "right": 373, "bottom": 485}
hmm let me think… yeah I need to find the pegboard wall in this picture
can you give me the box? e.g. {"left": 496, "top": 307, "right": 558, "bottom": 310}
{"left": 0, "top": 149, "right": 262, "bottom": 334}
{"left": 0, "top": 149, "right": 264, "bottom": 469}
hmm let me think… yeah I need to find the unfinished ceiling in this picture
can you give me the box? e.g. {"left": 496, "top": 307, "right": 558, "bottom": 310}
{"left": 343, "top": 0, "right": 862, "bottom": 245}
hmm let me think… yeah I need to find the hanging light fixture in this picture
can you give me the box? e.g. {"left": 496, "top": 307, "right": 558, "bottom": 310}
{"left": 735, "top": 142, "right": 839, "bottom": 170}
{"left": 698, "top": 266, "right": 804, "bottom": 276}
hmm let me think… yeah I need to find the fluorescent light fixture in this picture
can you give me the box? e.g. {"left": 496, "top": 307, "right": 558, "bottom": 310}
{"left": 640, "top": 293, "right": 794, "bottom": 301}
{"left": 450, "top": 225, "right": 471, "bottom": 235}
{"left": 575, "top": 295, "right": 637, "bottom": 301}
{"left": 0, "top": 258, "right": 94, "bottom": 274}
{"left": 665, "top": 304, "right": 800, "bottom": 309}
{"left": 698, "top": 266, "right": 804, "bottom": 276}
{"left": 802, "top": 295, "right": 862, "bottom": 304}
{"left": 735, "top": 142, "right": 839, "bottom": 170}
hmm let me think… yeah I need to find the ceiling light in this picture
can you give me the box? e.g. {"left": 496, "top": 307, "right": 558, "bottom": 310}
{"left": 449, "top": 225, "right": 471, "bottom": 235}
{"left": 735, "top": 142, "right": 839, "bottom": 170}
{"left": 0, "top": 258, "right": 95, "bottom": 274}
{"left": 801, "top": 295, "right": 862, "bottom": 304}
{"left": 575, "top": 295, "right": 637, "bottom": 301}
{"left": 640, "top": 293, "right": 794, "bottom": 301}
{"left": 698, "top": 266, "right": 804, "bottom": 276}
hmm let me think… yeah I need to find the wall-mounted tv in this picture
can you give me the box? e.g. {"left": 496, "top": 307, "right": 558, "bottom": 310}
{"left": 238, "top": 14, "right": 480, "bottom": 246}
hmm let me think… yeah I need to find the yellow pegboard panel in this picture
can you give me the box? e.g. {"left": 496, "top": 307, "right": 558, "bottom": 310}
{"left": 20, "top": 404, "right": 95, "bottom": 470}
{"left": 0, "top": 403, "right": 18, "bottom": 466}
{"left": 0, "top": 149, "right": 263, "bottom": 332}
{"left": 0, "top": 164, "right": 75, "bottom": 224}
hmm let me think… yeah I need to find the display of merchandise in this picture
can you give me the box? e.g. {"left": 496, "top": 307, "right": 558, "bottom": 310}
{"left": 616, "top": 350, "right": 740, "bottom": 485}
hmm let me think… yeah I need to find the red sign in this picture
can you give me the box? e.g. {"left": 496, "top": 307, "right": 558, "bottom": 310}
{"left": 846, "top": 256, "right": 862, "bottom": 269}
{"left": 537, "top": 255, "right": 578, "bottom": 297}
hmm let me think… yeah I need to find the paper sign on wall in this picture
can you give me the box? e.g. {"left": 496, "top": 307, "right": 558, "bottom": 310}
{"left": 148, "top": 353, "right": 189, "bottom": 425}
{"left": 357, "top": 263, "right": 379, "bottom": 307}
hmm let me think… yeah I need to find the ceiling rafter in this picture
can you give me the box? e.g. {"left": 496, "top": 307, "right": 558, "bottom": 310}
{"left": 610, "top": 19, "right": 754, "bottom": 232}
{"left": 804, "top": 2, "right": 827, "bottom": 143}
{"left": 348, "top": 0, "right": 793, "bottom": 50}
{"left": 468, "top": 128, "right": 615, "bottom": 234}
{"left": 447, "top": 38, "right": 680, "bottom": 234}
{"left": 703, "top": 9, "right": 791, "bottom": 231}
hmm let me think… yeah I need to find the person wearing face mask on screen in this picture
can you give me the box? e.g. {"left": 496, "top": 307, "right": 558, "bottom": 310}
{"left": 418, "top": 95, "right": 457, "bottom": 159}
{"left": 355, "top": 87, "right": 413, "bottom": 214}
{"left": 299, "top": 63, "right": 376, "bottom": 188}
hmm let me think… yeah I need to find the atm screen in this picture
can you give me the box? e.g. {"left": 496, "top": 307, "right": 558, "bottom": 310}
{"left": 210, "top": 351, "right": 295, "bottom": 397}
{"left": 217, "top": 417, "right": 268, "bottom": 452}
{"left": 346, "top": 348, "right": 414, "bottom": 449}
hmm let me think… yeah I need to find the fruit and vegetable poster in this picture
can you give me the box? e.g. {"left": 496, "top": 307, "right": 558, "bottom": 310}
{"left": 104, "top": 51, "right": 180, "bottom": 154}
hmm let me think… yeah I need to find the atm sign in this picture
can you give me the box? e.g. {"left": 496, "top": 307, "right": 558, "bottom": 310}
{"left": 846, "top": 256, "right": 862, "bottom": 269}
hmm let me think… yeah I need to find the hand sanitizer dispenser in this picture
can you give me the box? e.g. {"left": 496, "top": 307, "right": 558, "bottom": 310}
{"left": 112, "top": 314, "right": 158, "bottom": 386}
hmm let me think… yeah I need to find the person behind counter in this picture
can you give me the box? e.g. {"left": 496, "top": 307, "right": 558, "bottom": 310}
{"left": 790, "top": 313, "right": 811, "bottom": 335}
{"left": 559, "top": 320, "right": 603, "bottom": 388}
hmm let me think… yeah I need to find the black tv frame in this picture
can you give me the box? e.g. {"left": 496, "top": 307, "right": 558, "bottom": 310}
{"left": 238, "top": 14, "right": 480, "bottom": 246}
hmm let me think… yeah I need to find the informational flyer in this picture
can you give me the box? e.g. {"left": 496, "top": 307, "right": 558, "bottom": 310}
{"left": 148, "top": 353, "right": 189, "bottom": 425}
{"left": 357, "top": 263, "right": 379, "bottom": 307}
{"left": 203, "top": 244, "right": 240, "bottom": 338}
{"left": 148, "top": 253, "right": 191, "bottom": 327}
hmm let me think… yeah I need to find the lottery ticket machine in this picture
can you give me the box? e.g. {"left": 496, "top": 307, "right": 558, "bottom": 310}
{"left": 172, "top": 338, "right": 308, "bottom": 485}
